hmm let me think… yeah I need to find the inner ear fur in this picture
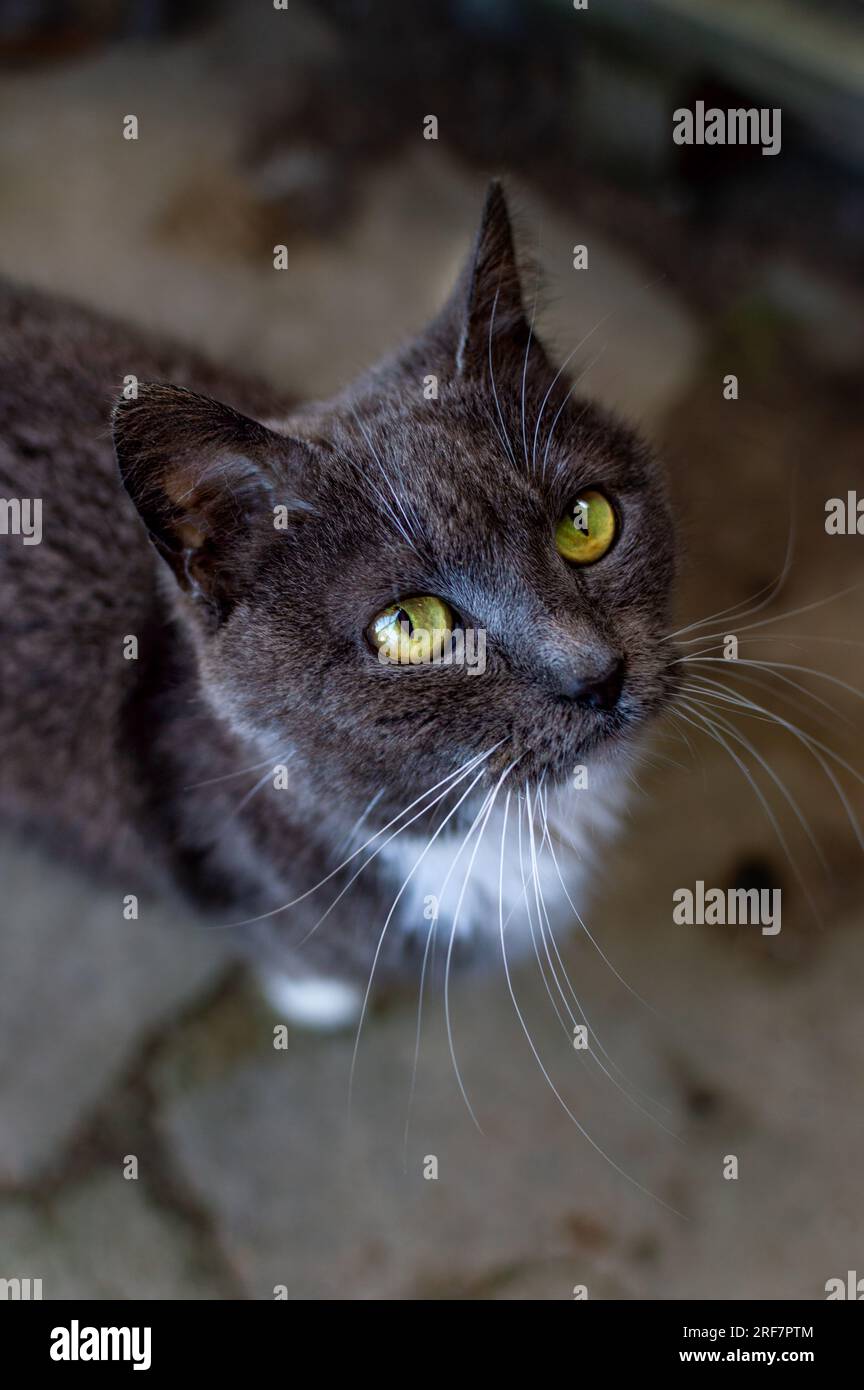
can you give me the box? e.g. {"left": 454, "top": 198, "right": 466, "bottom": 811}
{"left": 113, "top": 382, "right": 310, "bottom": 613}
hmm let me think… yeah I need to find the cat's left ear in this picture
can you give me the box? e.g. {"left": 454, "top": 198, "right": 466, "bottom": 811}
{"left": 446, "top": 180, "right": 548, "bottom": 380}
{"left": 113, "top": 383, "right": 312, "bottom": 618}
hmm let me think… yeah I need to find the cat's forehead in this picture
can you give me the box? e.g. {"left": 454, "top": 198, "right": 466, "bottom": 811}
{"left": 324, "top": 388, "right": 648, "bottom": 530}
{"left": 299, "top": 399, "right": 667, "bottom": 624}
{"left": 290, "top": 342, "right": 667, "bottom": 600}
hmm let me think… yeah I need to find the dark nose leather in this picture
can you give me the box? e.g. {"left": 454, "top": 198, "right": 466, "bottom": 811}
{"left": 559, "top": 657, "right": 625, "bottom": 711}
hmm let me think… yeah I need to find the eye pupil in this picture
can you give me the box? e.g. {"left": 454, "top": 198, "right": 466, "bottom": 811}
{"left": 555, "top": 489, "right": 617, "bottom": 565}
{"left": 367, "top": 595, "right": 455, "bottom": 663}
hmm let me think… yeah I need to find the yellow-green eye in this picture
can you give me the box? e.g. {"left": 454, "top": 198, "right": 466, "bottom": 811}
{"left": 368, "top": 595, "right": 455, "bottom": 665}
{"left": 555, "top": 489, "right": 617, "bottom": 564}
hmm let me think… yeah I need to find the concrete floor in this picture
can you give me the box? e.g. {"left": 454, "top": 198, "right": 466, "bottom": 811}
{"left": 1, "top": 3, "right": 862, "bottom": 1299}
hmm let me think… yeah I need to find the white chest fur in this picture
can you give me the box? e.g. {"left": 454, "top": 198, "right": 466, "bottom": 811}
{"left": 259, "top": 768, "right": 628, "bottom": 1029}
{"left": 381, "top": 773, "right": 626, "bottom": 962}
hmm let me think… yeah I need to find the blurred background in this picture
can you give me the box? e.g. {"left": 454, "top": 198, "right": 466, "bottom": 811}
{"left": 0, "top": 0, "right": 863, "bottom": 1299}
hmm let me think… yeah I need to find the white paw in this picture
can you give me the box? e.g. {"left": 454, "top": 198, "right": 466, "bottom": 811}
{"left": 257, "top": 969, "right": 363, "bottom": 1032}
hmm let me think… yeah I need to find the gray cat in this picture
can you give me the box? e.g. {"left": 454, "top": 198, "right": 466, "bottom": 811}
{"left": 0, "top": 184, "right": 676, "bottom": 1026}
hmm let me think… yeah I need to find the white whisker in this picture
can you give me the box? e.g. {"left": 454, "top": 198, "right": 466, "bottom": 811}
{"left": 663, "top": 509, "right": 796, "bottom": 643}
{"left": 443, "top": 759, "right": 521, "bottom": 1129}
{"left": 222, "top": 742, "right": 502, "bottom": 930}
{"left": 676, "top": 698, "right": 823, "bottom": 923}
{"left": 496, "top": 790, "right": 684, "bottom": 1217}
{"left": 348, "top": 764, "right": 496, "bottom": 1121}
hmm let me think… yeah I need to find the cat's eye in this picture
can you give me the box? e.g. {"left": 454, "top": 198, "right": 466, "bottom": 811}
{"left": 555, "top": 489, "right": 617, "bottom": 564}
{"left": 367, "top": 595, "right": 455, "bottom": 664}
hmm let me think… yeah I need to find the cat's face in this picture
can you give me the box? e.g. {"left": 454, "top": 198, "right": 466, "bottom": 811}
{"left": 115, "top": 184, "right": 677, "bottom": 824}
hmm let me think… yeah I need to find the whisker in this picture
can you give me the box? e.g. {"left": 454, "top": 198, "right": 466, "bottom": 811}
{"left": 521, "top": 250, "right": 541, "bottom": 474}
{"left": 487, "top": 285, "right": 519, "bottom": 469}
{"left": 530, "top": 784, "right": 678, "bottom": 1132}
{"left": 348, "top": 410, "right": 423, "bottom": 553}
{"left": 540, "top": 345, "right": 607, "bottom": 480}
{"left": 335, "top": 787, "right": 386, "bottom": 858}
{"left": 525, "top": 786, "right": 576, "bottom": 1039}
{"left": 684, "top": 675, "right": 864, "bottom": 851}
{"left": 675, "top": 632, "right": 864, "bottom": 650}
{"left": 217, "top": 762, "right": 284, "bottom": 834}
{"left": 349, "top": 763, "right": 499, "bottom": 1122}
{"left": 221, "top": 742, "right": 502, "bottom": 929}
{"left": 687, "top": 660, "right": 853, "bottom": 734}
{"left": 661, "top": 708, "right": 705, "bottom": 773}
{"left": 668, "top": 582, "right": 862, "bottom": 649}
{"left": 508, "top": 782, "right": 669, "bottom": 1117}
{"left": 183, "top": 751, "right": 284, "bottom": 791}
{"left": 531, "top": 320, "right": 613, "bottom": 478}
{"left": 405, "top": 756, "right": 522, "bottom": 1165}
{"left": 533, "top": 272, "right": 670, "bottom": 478}
{"left": 443, "top": 759, "right": 521, "bottom": 1130}
{"left": 305, "top": 761, "right": 494, "bottom": 956}
{"left": 677, "top": 653, "right": 864, "bottom": 706}
{"left": 543, "top": 784, "right": 665, "bottom": 1021}
{"left": 676, "top": 698, "right": 823, "bottom": 923}
{"left": 663, "top": 506, "right": 796, "bottom": 643}
{"left": 401, "top": 902, "right": 437, "bottom": 1175}
{"left": 680, "top": 688, "right": 826, "bottom": 869}
{"left": 496, "top": 790, "right": 684, "bottom": 1217}
{"left": 518, "top": 781, "right": 570, "bottom": 1033}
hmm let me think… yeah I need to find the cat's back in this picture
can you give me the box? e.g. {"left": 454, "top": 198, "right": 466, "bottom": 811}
{"left": 0, "top": 279, "right": 153, "bottom": 621}
{"left": 0, "top": 280, "right": 290, "bottom": 862}
{"left": 0, "top": 277, "right": 289, "bottom": 517}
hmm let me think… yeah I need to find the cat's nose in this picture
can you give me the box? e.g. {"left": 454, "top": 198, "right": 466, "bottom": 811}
{"left": 559, "top": 657, "right": 625, "bottom": 711}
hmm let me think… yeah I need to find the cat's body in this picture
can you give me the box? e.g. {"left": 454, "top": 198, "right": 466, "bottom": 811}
{"left": 0, "top": 187, "right": 676, "bottom": 1021}
{"left": 0, "top": 278, "right": 410, "bottom": 995}
{"left": 0, "top": 276, "right": 288, "bottom": 887}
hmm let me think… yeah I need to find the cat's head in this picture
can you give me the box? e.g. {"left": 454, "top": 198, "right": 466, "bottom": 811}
{"left": 114, "top": 183, "right": 677, "bottom": 822}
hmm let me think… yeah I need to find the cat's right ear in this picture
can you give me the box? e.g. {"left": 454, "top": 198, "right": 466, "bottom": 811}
{"left": 113, "top": 383, "right": 311, "bottom": 616}
{"left": 445, "top": 180, "right": 545, "bottom": 381}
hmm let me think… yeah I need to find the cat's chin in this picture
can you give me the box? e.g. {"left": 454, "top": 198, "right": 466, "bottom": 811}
{"left": 501, "top": 704, "right": 651, "bottom": 791}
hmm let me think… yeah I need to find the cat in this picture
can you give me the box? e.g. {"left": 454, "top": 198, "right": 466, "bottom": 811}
{"left": 0, "top": 183, "right": 677, "bottom": 1027}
